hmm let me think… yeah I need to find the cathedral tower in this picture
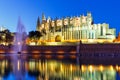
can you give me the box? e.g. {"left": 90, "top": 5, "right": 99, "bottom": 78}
{"left": 42, "top": 13, "right": 46, "bottom": 24}
{"left": 36, "top": 17, "right": 40, "bottom": 31}
{"left": 86, "top": 12, "right": 93, "bottom": 25}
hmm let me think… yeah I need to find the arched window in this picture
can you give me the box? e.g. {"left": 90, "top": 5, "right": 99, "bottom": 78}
{"left": 55, "top": 35, "right": 61, "bottom": 42}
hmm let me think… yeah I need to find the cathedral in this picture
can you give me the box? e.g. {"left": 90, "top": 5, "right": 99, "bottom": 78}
{"left": 36, "top": 12, "right": 116, "bottom": 43}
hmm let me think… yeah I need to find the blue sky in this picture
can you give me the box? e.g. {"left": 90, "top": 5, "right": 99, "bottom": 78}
{"left": 0, "top": 0, "right": 120, "bottom": 35}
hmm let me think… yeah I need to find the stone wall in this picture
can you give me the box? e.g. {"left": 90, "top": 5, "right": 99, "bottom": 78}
{"left": 0, "top": 43, "right": 120, "bottom": 55}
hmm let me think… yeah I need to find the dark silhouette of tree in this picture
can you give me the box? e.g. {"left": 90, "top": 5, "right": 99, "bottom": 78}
{"left": 28, "top": 31, "right": 35, "bottom": 39}
{"left": 35, "top": 31, "right": 42, "bottom": 38}
{"left": 28, "top": 31, "right": 42, "bottom": 44}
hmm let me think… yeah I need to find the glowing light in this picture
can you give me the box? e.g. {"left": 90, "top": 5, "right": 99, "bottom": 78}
{"left": 45, "top": 55, "right": 51, "bottom": 58}
{"left": 70, "top": 51, "right": 76, "bottom": 54}
{"left": 0, "top": 50, "right": 5, "bottom": 53}
{"left": 57, "top": 51, "right": 64, "bottom": 54}
{"left": 70, "top": 55, "right": 76, "bottom": 59}
{"left": 32, "top": 50, "right": 40, "bottom": 53}
{"left": 57, "top": 55, "right": 64, "bottom": 59}
{"left": 18, "top": 42, "right": 20, "bottom": 45}
{"left": 22, "top": 51, "right": 28, "bottom": 54}
{"left": 33, "top": 55, "right": 40, "bottom": 59}
{"left": 45, "top": 50, "right": 52, "bottom": 53}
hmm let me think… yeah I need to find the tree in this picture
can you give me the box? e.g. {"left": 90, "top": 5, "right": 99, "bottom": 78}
{"left": 28, "top": 31, "right": 42, "bottom": 44}
{"left": 28, "top": 31, "right": 35, "bottom": 39}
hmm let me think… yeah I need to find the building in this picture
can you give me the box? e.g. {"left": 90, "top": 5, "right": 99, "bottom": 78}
{"left": 36, "top": 12, "right": 116, "bottom": 43}
{"left": 0, "top": 26, "right": 14, "bottom": 45}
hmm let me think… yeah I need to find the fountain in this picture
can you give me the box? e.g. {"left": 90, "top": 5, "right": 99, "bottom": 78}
{"left": 13, "top": 17, "right": 27, "bottom": 54}
{"left": 11, "top": 17, "right": 27, "bottom": 80}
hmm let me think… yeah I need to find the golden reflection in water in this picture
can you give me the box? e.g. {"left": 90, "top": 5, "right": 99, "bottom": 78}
{"left": 88, "top": 65, "right": 93, "bottom": 72}
{"left": 17, "top": 60, "right": 20, "bottom": 71}
{"left": 109, "top": 65, "right": 114, "bottom": 71}
{"left": 118, "top": 66, "right": 120, "bottom": 71}
{"left": 50, "top": 62, "right": 54, "bottom": 71}
{"left": 116, "top": 65, "right": 119, "bottom": 71}
{"left": 60, "top": 64, "right": 63, "bottom": 72}
{"left": 0, "top": 60, "right": 9, "bottom": 76}
{"left": 0, "top": 59, "right": 119, "bottom": 80}
{"left": 81, "top": 65, "right": 85, "bottom": 72}
{"left": 99, "top": 65, "right": 104, "bottom": 72}
{"left": 70, "top": 64, "right": 73, "bottom": 72}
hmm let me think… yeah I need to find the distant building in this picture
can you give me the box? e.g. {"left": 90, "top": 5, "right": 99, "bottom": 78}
{"left": 0, "top": 26, "right": 6, "bottom": 31}
{"left": 36, "top": 12, "right": 116, "bottom": 42}
{"left": 0, "top": 26, "right": 14, "bottom": 45}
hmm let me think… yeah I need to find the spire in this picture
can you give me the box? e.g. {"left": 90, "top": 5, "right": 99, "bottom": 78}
{"left": 42, "top": 13, "right": 46, "bottom": 24}
{"left": 68, "top": 17, "right": 70, "bottom": 25}
{"left": 37, "top": 17, "right": 40, "bottom": 26}
{"left": 42, "top": 13, "right": 46, "bottom": 21}
{"left": 87, "top": 12, "right": 93, "bottom": 25}
{"left": 36, "top": 16, "right": 41, "bottom": 31}
{"left": 47, "top": 16, "right": 51, "bottom": 23}
{"left": 62, "top": 17, "right": 64, "bottom": 27}
{"left": 54, "top": 17, "right": 58, "bottom": 27}
{"left": 87, "top": 12, "right": 92, "bottom": 17}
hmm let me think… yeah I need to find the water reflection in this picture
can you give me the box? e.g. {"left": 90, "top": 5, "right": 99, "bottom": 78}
{"left": 25, "top": 59, "right": 80, "bottom": 80}
{"left": 0, "top": 55, "right": 119, "bottom": 80}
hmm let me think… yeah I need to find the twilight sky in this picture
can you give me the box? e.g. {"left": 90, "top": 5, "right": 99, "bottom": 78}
{"left": 0, "top": 0, "right": 120, "bottom": 35}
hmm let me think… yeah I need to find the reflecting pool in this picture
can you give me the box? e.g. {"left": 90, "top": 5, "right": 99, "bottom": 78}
{"left": 0, "top": 54, "right": 119, "bottom": 80}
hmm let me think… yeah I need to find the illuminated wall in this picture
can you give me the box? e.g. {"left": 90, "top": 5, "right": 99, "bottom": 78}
{"left": 36, "top": 12, "right": 116, "bottom": 42}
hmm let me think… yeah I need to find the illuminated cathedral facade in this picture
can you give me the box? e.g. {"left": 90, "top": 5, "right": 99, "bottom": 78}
{"left": 36, "top": 12, "right": 116, "bottom": 42}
